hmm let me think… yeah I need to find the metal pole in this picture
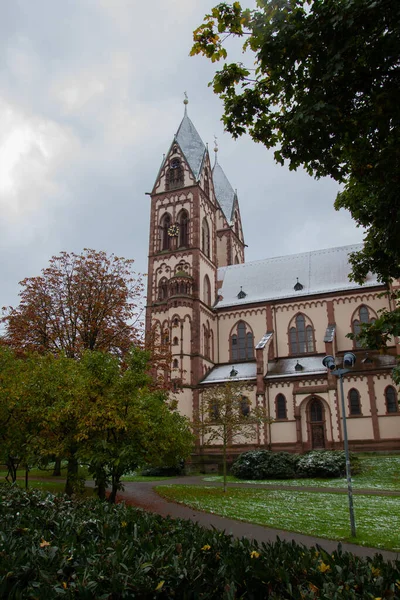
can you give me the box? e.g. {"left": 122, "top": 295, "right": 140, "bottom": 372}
{"left": 338, "top": 371, "right": 357, "bottom": 537}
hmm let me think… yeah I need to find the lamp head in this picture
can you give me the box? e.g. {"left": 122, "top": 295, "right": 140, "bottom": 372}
{"left": 343, "top": 352, "right": 356, "bottom": 368}
{"left": 322, "top": 355, "right": 336, "bottom": 371}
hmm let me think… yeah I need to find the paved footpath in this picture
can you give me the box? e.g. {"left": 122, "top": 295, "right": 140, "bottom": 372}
{"left": 116, "top": 476, "right": 399, "bottom": 562}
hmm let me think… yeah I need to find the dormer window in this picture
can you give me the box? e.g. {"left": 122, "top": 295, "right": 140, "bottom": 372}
{"left": 294, "top": 278, "right": 303, "bottom": 291}
{"left": 237, "top": 287, "right": 247, "bottom": 299}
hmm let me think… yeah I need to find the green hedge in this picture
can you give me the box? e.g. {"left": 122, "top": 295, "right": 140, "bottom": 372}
{"left": 231, "top": 450, "right": 361, "bottom": 480}
{"left": 0, "top": 484, "right": 399, "bottom": 599}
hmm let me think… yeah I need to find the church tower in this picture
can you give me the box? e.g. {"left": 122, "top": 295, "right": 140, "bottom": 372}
{"left": 146, "top": 98, "right": 245, "bottom": 420}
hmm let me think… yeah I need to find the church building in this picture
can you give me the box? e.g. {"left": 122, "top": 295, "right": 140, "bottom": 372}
{"left": 146, "top": 101, "right": 400, "bottom": 460}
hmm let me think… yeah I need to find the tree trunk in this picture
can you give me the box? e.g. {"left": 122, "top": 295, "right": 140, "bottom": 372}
{"left": 65, "top": 454, "right": 78, "bottom": 496}
{"left": 53, "top": 458, "right": 62, "bottom": 477}
{"left": 6, "top": 456, "right": 18, "bottom": 483}
{"left": 96, "top": 477, "right": 107, "bottom": 501}
{"left": 107, "top": 472, "right": 120, "bottom": 504}
{"left": 223, "top": 428, "right": 227, "bottom": 493}
{"left": 25, "top": 465, "right": 29, "bottom": 489}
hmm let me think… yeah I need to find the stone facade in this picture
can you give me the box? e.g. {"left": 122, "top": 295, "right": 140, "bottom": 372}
{"left": 146, "top": 107, "right": 400, "bottom": 456}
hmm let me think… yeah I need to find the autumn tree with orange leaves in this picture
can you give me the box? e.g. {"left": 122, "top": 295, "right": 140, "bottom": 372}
{"left": 1, "top": 249, "right": 145, "bottom": 359}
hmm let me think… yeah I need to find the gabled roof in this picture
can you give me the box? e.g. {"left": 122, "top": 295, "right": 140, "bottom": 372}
{"left": 216, "top": 244, "right": 381, "bottom": 309}
{"left": 175, "top": 112, "right": 206, "bottom": 180}
{"left": 212, "top": 160, "right": 237, "bottom": 222}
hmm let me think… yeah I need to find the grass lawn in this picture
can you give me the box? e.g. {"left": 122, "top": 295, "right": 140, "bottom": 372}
{"left": 156, "top": 484, "right": 400, "bottom": 551}
{"left": 203, "top": 456, "right": 400, "bottom": 491}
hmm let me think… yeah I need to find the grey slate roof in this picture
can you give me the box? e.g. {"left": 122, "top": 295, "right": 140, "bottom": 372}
{"left": 216, "top": 244, "right": 381, "bottom": 308}
{"left": 212, "top": 160, "right": 237, "bottom": 222}
{"left": 266, "top": 356, "right": 326, "bottom": 379}
{"left": 175, "top": 113, "right": 206, "bottom": 180}
{"left": 200, "top": 362, "right": 257, "bottom": 384}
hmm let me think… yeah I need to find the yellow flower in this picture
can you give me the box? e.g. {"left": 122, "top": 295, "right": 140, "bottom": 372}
{"left": 318, "top": 562, "right": 331, "bottom": 573}
{"left": 40, "top": 539, "right": 50, "bottom": 548}
{"left": 62, "top": 582, "right": 68, "bottom": 590}
{"left": 371, "top": 566, "right": 381, "bottom": 578}
{"left": 201, "top": 544, "right": 211, "bottom": 551}
{"left": 250, "top": 551, "right": 260, "bottom": 559}
{"left": 121, "top": 521, "right": 127, "bottom": 528}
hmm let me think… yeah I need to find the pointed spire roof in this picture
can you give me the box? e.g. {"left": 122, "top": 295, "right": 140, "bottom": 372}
{"left": 175, "top": 113, "right": 206, "bottom": 180}
{"left": 212, "top": 161, "right": 237, "bottom": 222}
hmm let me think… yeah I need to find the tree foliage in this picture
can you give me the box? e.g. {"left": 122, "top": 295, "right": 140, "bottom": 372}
{"left": 0, "top": 347, "right": 194, "bottom": 500}
{"left": 192, "top": 0, "right": 400, "bottom": 366}
{"left": 192, "top": 0, "right": 400, "bottom": 284}
{"left": 1, "top": 249, "right": 145, "bottom": 358}
{"left": 194, "top": 380, "right": 270, "bottom": 492}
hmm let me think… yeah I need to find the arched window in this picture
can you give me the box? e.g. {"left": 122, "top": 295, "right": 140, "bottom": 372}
{"left": 178, "top": 210, "right": 189, "bottom": 248}
{"left": 349, "top": 388, "right": 361, "bottom": 415}
{"left": 234, "top": 212, "right": 239, "bottom": 237}
{"left": 158, "top": 278, "right": 168, "bottom": 301}
{"left": 160, "top": 213, "right": 171, "bottom": 251}
{"left": 231, "top": 321, "right": 254, "bottom": 361}
{"left": 202, "top": 218, "right": 210, "bottom": 258}
{"left": 310, "top": 398, "right": 323, "bottom": 422}
{"left": 210, "top": 400, "right": 219, "bottom": 421}
{"left": 166, "top": 158, "right": 184, "bottom": 190}
{"left": 276, "top": 394, "right": 287, "bottom": 419}
{"left": 204, "top": 325, "right": 210, "bottom": 359}
{"left": 240, "top": 396, "right": 250, "bottom": 417}
{"left": 289, "top": 314, "right": 314, "bottom": 354}
{"left": 204, "top": 168, "right": 210, "bottom": 197}
{"left": 173, "top": 358, "right": 179, "bottom": 369}
{"left": 203, "top": 275, "right": 211, "bottom": 305}
{"left": 162, "top": 329, "right": 169, "bottom": 347}
{"left": 385, "top": 386, "right": 398, "bottom": 413}
{"left": 172, "top": 336, "right": 179, "bottom": 346}
{"left": 352, "top": 305, "right": 376, "bottom": 348}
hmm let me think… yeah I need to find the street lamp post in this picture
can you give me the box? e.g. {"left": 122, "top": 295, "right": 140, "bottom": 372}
{"left": 322, "top": 353, "right": 357, "bottom": 538}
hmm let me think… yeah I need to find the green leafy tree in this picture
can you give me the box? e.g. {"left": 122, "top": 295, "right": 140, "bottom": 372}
{"left": 0, "top": 348, "right": 31, "bottom": 483}
{"left": 79, "top": 348, "right": 194, "bottom": 503}
{"left": 194, "top": 380, "right": 270, "bottom": 492}
{"left": 192, "top": 0, "right": 400, "bottom": 367}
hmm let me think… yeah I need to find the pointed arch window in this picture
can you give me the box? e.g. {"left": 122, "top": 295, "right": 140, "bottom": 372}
{"left": 385, "top": 386, "right": 398, "bottom": 413}
{"left": 276, "top": 394, "right": 287, "bottom": 420}
{"left": 231, "top": 321, "right": 254, "bottom": 361}
{"left": 203, "top": 275, "right": 211, "bottom": 305}
{"left": 289, "top": 314, "right": 314, "bottom": 354}
{"left": 178, "top": 210, "right": 189, "bottom": 247}
{"left": 166, "top": 158, "right": 184, "bottom": 190}
{"left": 202, "top": 218, "right": 210, "bottom": 258}
{"left": 203, "top": 324, "right": 210, "bottom": 359}
{"left": 352, "top": 305, "right": 376, "bottom": 348}
{"left": 204, "top": 168, "right": 210, "bottom": 197}
{"left": 240, "top": 396, "right": 250, "bottom": 417}
{"left": 158, "top": 277, "right": 168, "bottom": 301}
{"left": 349, "top": 388, "right": 361, "bottom": 415}
{"left": 234, "top": 211, "right": 239, "bottom": 237}
{"left": 173, "top": 358, "right": 179, "bottom": 369}
{"left": 160, "top": 214, "right": 171, "bottom": 251}
{"left": 310, "top": 398, "right": 323, "bottom": 422}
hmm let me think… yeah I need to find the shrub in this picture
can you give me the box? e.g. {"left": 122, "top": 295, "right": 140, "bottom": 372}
{"left": 0, "top": 484, "right": 398, "bottom": 599}
{"left": 297, "top": 451, "right": 361, "bottom": 478}
{"left": 232, "top": 450, "right": 361, "bottom": 480}
{"left": 231, "top": 450, "right": 299, "bottom": 479}
{"left": 141, "top": 462, "right": 185, "bottom": 477}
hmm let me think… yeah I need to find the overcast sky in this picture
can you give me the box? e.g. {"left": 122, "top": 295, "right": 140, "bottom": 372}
{"left": 0, "top": 0, "right": 364, "bottom": 312}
